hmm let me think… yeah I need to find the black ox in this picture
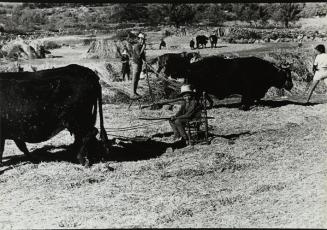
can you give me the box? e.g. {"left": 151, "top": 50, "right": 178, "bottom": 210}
{"left": 148, "top": 52, "right": 201, "bottom": 79}
{"left": 209, "top": 35, "right": 218, "bottom": 48}
{"left": 196, "top": 35, "right": 209, "bottom": 49}
{"left": 186, "top": 56, "right": 293, "bottom": 110}
{"left": 0, "top": 64, "right": 109, "bottom": 166}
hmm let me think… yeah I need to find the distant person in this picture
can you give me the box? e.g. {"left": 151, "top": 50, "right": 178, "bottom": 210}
{"left": 306, "top": 44, "right": 327, "bottom": 103}
{"left": 159, "top": 39, "right": 166, "bottom": 50}
{"left": 169, "top": 84, "right": 202, "bottom": 146}
{"left": 131, "top": 33, "right": 146, "bottom": 98}
{"left": 190, "top": 39, "right": 195, "bottom": 49}
{"left": 121, "top": 48, "right": 130, "bottom": 81}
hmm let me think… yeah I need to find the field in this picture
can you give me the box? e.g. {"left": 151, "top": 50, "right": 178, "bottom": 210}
{"left": 0, "top": 31, "right": 327, "bottom": 228}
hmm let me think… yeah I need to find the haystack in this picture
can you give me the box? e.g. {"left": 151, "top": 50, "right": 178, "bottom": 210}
{"left": 1, "top": 39, "right": 38, "bottom": 60}
{"left": 83, "top": 39, "right": 133, "bottom": 59}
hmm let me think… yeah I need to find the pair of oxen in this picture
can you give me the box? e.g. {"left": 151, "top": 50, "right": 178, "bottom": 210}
{"left": 0, "top": 55, "right": 293, "bottom": 166}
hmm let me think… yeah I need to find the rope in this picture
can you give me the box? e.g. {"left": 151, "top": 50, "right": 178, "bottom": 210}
{"left": 104, "top": 120, "right": 166, "bottom": 132}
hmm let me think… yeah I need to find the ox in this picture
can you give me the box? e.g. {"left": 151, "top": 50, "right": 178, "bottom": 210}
{"left": 148, "top": 52, "right": 201, "bottom": 79}
{"left": 209, "top": 35, "right": 218, "bottom": 48}
{"left": 0, "top": 64, "right": 109, "bottom": 166}
{"left": 186, "top": 56, "right": 293, "bottom": 110}
{"left": 196, "top": 35, "right": 208, "bottom": 49}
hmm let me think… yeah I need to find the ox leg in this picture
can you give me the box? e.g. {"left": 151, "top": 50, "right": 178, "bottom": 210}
{"left": 0, "top": 138, "right": 4, "bottom": 165}
{"left": 205, "top": 94, "right": 214, "bottom": 109}
{"left": 14, "top": 140, "right": 37, "bottom": 162}
{"left": 240, "top": 97, "right": 254, "bottom": 111}
{"left": 74, "top": 134, "right": 87, "bottom": 166}
{"left": 75, "top": 127, "right": 98, "bottom": 167}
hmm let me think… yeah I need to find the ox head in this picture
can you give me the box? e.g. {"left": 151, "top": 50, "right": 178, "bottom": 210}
{"left": 278, "top": 62, "right": 293, "bottom": 91}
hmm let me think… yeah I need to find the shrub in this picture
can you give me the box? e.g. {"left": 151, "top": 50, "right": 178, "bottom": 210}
{"left": 43, "top": 40, "right": 61, "bottom": 49}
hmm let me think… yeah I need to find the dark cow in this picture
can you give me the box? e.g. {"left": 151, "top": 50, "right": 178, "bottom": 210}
{"left": 190, "top": 39, "right": 195, "bottom": 49}
{"left": 148, "top": 52, "right": 201, "bottom": 79}
{"left": 209, "top": 35, "right": 218, "bottom": 48}
{"left": 196, "top": 35, "right": 208, "bottom": 49}
{"left": 0, "top": 64, "right": 109, "bottom": 166}
{"left": 185, "top": 56, "right": 293, "bottom": 110}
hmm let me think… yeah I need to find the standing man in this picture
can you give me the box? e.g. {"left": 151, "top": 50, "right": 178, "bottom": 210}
{"left": 131, "top": 32, "right": 146, "bottom": 98}
{"left": 159, "top": 38, "right": 166, "bottom": 50}
{"left": 306, "top": 44, "right": 327, "bottom": 103}
{"left": 190, "top": 39, "right": 195, "bottom": 49}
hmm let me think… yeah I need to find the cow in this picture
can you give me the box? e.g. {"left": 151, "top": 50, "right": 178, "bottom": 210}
{"left": 0, "top": 64, "right": 109, "bottom": 166}
{"left": 190, "top": 39, "right": 195, "bottom": 49}
{"left": 196, "top": 35, "right": 208, "bottom": 49}
{"left": 185, "top": 56, "right": 293, "bottom": 110}
{"left": 209, "top": 35, "right": 218, "bottom": 48}
{"left": 148, "top": 52, "right": 201, "bottom": 79}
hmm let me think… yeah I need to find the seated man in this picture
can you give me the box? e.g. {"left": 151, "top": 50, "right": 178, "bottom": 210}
{"left": 169, "top": 84, "right": 202, "bottom": 145}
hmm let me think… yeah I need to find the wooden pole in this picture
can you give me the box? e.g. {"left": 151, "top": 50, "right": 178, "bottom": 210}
{"left": 203, "top": 91, "right": 209, "bottom": 144}
{"left": 145, "top": 62, "right": 155, "bottom": 103}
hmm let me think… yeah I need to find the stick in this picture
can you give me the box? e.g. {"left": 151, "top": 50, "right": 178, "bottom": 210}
{"left": 138, "top": 117, "right": 171, "bottom": 120}
{"left": 145, "top": 62, "right": 154, "bottom": 103}
{"left": 144, "top": 61, "right": 181, "bottom": 90}
{"left": 138, "top": 116, "right": 215, "bottom": 120}
{"left": 141, "top": 97, "right": 184, "bottom": 109}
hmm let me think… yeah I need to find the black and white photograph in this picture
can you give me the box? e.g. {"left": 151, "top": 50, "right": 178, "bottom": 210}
{"left": 0, "top": 2, "right": 326, "bottom": 228}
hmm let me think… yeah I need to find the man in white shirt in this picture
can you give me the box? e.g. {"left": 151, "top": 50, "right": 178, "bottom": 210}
{"left": 306, "top": 44, "right": 327, "bottom": 103}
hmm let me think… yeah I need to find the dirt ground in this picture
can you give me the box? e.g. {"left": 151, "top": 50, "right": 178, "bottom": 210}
{"left": 0, "top": 32, "right": 327, "bottom": 228}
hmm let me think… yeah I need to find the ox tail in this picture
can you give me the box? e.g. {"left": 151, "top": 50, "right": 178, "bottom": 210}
{"left": 97, "top": 83, "right": 109, "bottom": 145}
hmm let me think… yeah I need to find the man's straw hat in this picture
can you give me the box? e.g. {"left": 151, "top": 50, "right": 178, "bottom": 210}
{"left": 179, "top": 84, "right": 194, "bottom": 96}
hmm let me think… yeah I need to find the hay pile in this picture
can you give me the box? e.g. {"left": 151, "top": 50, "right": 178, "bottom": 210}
{"left": 83, "top": 39, "right": 133, "bottom": 59}
{"left": 262, "top": 49, "right": 326, "bottom": 97}
{"left": 99, "top": 62, "right": 182, "bottom": 105}
{"left": 0, "top": 38, "right": 49, "bottom": 60}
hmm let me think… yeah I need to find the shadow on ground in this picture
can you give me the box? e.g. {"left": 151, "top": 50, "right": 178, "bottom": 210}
{"left": 105, "top": 137, "right": 185, "bottom": 162}
{"left": 212, "top": 99, "right": 322, "bottom": 109}
{"left": 0, "top": 135, "right": 187, "bottom": 171}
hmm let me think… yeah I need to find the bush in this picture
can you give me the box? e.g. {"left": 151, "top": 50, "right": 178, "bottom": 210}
{"left": 112, "top": 29, "right": 138, "bottom": 43}
{"left": 43, "top": 40, "right": 61, "bottom": 49}
{"left": 226, "top": 27, "right": 262, "bottom": 41}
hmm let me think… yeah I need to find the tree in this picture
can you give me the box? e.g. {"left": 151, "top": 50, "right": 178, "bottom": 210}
{"left": 257, "top": 4, "right": 271, "bottom": 26}
{"left": 271, "top": 3, "right": 304, "bottom": 28}
{"left": 167, "top": 4, "right": 196, "bottom": 27}
{"left": 147, "top": 4, "right": 166, "bottom": 25}
{"left": 207, "top": 4, "right": 226, "bottom": 26}
{"left": 110, "top": 4, "right": 148, "bottom": 23}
